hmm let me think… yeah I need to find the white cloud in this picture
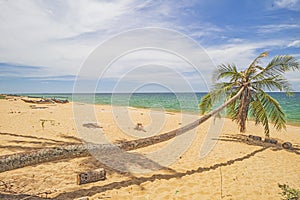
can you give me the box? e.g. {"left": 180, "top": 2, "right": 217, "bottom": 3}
{"left": 205, "top": 39, "right": 300, "bottom": 91}
{"left": 206, "top": 40, "right": 286, "bottom": 69}
{"left": 0, "top": 0, "right": 184, "bottom": 77}
{"left": 274, "top": 0, "right": 300, "bottom": 9}
{"left": 288, "top": 40, "right": 300, "bottom": 48}
{"left": 74, "top": 29, "right": 215, "bottom": 92}
{"left": 257, "top": 24, "right": 300, "bottom": 34}
{"left": 0, "top": 1, "right": 299, "bottom": 92}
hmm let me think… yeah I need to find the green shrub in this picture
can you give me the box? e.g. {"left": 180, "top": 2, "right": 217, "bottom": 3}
{"left": 279, "top": 184, "right": 300, "bottom": 200}
{"left": 0, "top": 95, "right": 5, "bottom": 100}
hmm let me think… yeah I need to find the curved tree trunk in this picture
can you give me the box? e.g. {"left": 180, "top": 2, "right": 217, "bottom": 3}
{"left": 0, "top": 87, "right": 245, "bottom": 173}
{"left": 238, "top": 87, "right": 250, "bottom": 132}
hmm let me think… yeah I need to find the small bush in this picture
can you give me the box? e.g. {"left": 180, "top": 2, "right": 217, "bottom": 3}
{"left": 279, "top": 184, "right": 300, "bottom": 200}
{"left": 0, "top": 95, "right": 5, "bottom": 100}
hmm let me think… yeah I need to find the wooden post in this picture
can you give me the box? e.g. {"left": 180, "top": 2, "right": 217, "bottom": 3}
{"left": 77, "top": 168, "right": 106, "bottom": 185}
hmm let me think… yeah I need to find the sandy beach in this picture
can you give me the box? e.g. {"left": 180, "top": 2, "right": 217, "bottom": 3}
{"left": 0, "top": 96, "right": 299, "bottom": 199}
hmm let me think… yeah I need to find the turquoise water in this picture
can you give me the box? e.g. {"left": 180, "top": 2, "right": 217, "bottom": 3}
{"left": 22, "top": 92, "right": 300, "bottom": 125}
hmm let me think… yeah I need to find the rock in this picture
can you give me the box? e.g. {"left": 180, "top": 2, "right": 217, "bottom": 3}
{"left": 248, "top": 135, "right": 262, "bottom": 141}
{"left": 264, "top": 138, "right": 278, "bottom": 144}
{"left": 282, "top": 142, "right": 292, "bottom": 149}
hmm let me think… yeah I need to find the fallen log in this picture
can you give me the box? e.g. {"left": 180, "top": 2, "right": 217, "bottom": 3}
{"left": 0, "top": 119, "right": 200, "bottom": 173}
{"left": 51, "top": 99, "right": 69, "bottom": 104}
{"left": 77, "top": 168, "right": 106, "bottom": 185}
{"left": 21, "top": 98, "right": 54, "bottom": 104}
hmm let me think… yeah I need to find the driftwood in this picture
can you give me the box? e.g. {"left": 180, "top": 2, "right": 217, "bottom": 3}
{"left": 21, "top": 98, "right": 54, "bottom": 104}
{"left": 77, "top": 168, "right": 106, "bottom": 185}
{"left": 51, "top": 99, "right": 69, "bottom": 104}
{"left": 0, "top": 145, "right": 90, "bottom": 173}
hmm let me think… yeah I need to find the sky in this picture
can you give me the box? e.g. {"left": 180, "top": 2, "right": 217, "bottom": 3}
{"left": 0, "top": 0, "right": 300, "bottom": 93}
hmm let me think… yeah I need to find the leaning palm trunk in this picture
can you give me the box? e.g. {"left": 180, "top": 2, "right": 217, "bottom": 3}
{"left": 0, "top": 87, "right": 244, "bottom": 173}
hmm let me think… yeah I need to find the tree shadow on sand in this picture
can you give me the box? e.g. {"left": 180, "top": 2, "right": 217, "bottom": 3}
{"left": 52, "top": 146, "right": 268, "bottom": 200}
{"left": 0, "top": 132, "right": 82, "bottom": 153}
{"left": 0, "top": 145, "right": 176, "bottom": 199}
{"left": 0, "top": 193, "right": 45, "bottom": 200}
{"left": 2, "top": 133, "right": 298, "bottom": 199}
{"left": 216, "top": 134, "right": 300, "bottom": 155}
{"left": 0, "top": 132, "right": 69, "bottom": 144}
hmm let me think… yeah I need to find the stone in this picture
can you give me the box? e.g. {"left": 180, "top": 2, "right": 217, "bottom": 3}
{"left": 282, "top": 142, "right": 292, "bottom": 149}
{"left": 248, "top": 135, "right": 262, "bottom": 141}
{"left": 264, "top": 138, "right": 278, "bottom": 144}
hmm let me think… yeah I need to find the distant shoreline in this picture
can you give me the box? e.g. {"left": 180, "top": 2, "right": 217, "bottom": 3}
{"left": 3, "top": 92, "right": 300, "bottom": 126}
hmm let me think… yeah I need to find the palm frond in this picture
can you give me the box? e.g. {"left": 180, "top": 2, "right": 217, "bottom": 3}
{"left": 199, "top": 93, "right": 213, "bottom": 114}
{"left": 249, "top": 90, "right": 286, "bottom": 136}
{"left": 246, "top": 52, "right": 268, "bottom": 77}
{"left": 266, "top": 55, "right": 299, "bottom": 72}
{"left": 251, "top": 55, "right": 299, "bottom": 81}
{"left": 251, "top": 75, "right": 293, "bottom": 95}
{"left": 226, "top": 95, "right": 239, "bottom": 120}
{"left": 213, "top": 64, "right": 240, "bottom": 81}
{"left": 249, "top": 93, "right": 270, "bottom": 136}
{"left": 199, "top": 83, "right": 240, "bottom": 114}
{"left": 258, "top": 91, "right": 286, "bottom": 131}
{"left": 249, "top": 52, "right": 269, "bottom": 68}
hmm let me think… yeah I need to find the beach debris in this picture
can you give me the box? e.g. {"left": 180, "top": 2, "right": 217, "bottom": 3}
{"left": 51, "top": 98, "right": 69, "bottom": 104}
{"left": 134, "top": 123, "right": 146, "bottom": 132}
{"left": 248, "top": 135, "right": 262, "bottom": 141}
{"left": 264, "top": 138, "right": 278, "bottom": 144}
{"left": 282, "top": 142, "right": 293, "bottom": 149}
{"left": 40, "top": 119, "right": 55, "bottom": 130}
{"left": 30, "top": 105, "right": 48, "bottom": 109}
{"left": 77, "top": 168, "right": 106, "bottom": 185}
{"left": 22, "top": 97, "right": 69, "bottom": 104}
{"left": 0, "top": 180, "right": 14, "bottom": 193}
{"left": 22, "top": 98, "right": 54, "bottom": 104}
{"left": 83, "top": 123, "right": 102, "bottom": 129}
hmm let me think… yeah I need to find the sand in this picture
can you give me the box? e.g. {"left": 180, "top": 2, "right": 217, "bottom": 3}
{"left": 0, "top": 96, "right": 299, "bottom": 199}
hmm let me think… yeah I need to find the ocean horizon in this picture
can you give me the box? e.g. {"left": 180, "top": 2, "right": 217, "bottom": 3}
{"left": 17, "top": 92, "right": 300, "bottom": 125}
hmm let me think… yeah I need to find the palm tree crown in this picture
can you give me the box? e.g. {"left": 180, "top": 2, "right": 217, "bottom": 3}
{"left": 199, "top": 52, "right": 299, "bottom": 137}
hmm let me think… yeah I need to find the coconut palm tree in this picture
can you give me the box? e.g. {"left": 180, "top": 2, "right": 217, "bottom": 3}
{"left": 199, "top": 52, "right": 299, "bottom": 137}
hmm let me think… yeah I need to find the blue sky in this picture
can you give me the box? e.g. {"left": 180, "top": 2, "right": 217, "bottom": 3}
{"left": 0, "top": 0, "right": 299, "bottom": 93}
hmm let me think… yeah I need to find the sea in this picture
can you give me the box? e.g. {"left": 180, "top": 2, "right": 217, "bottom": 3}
{"left": 21, "top": 92, "right": 300, "bottom": 126}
